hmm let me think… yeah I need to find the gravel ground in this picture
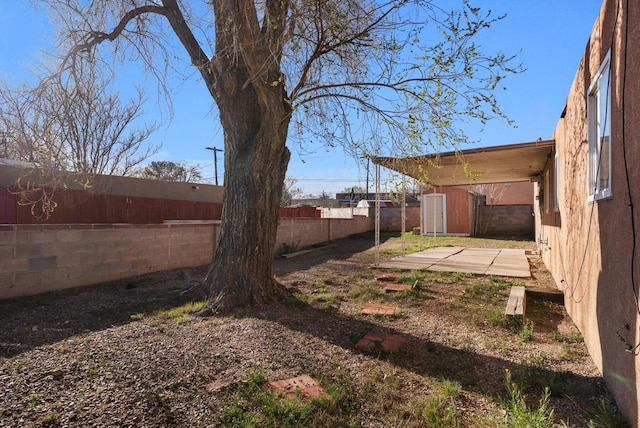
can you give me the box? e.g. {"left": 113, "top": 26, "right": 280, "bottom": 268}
{"left": 0, "top": 233, "right": 621, "bottom": 427}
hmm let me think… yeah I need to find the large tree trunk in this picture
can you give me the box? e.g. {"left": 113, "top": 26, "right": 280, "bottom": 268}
{"left": 161, "top": 0, "right": 292, "bottom": 311}
{"left": 203, "top": 52, "right": 292, "bottom": 312}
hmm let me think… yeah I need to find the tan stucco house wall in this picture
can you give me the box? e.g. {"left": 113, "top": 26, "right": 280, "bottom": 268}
{"left": 537, "top": 0, "right": 640, "bottom": 424}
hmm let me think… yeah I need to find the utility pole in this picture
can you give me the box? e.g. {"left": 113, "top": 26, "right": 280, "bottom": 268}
{"left": 361, "top": 156, "right": 371, "bottom": 199}
{"left": 365, "top": 158, "right": 370, "bottom": 197}
{"left": 205, "top": 146, "right": 223, "bottom": 186}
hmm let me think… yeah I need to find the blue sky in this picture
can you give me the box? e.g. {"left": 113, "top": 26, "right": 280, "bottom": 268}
{"left": 0, "top": 1, "right": 603, "bottom": 195}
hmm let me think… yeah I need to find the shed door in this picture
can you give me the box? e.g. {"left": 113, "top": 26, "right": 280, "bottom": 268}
{"left": 423, "top": 194, "right": 445, "bottom": 234}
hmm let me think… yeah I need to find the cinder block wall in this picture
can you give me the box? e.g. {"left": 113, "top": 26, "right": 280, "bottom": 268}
{"left": 0, "top": 223, "right": 218, "bottom": 299}
{"left": 476, "top": 205, "right": 534, "bottom": 238}
{"left": 276, "top": 215, "right": 372, "bottom": 252}
{"left": 1, "top": 216, "right": 374, "bottom": 299}
{"left": 376, "top": 207, "right": 421, "bottom": 232}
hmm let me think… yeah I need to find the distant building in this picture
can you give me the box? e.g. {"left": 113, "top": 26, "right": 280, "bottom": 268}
{"left": 289, "top": 198, "right": 339, "bottom": 209}
{"left": 335, "top": 192, "right": 420, "bottom": 207}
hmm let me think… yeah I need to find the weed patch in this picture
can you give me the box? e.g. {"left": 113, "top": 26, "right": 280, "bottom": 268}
{"left": 415, "top": 380, "right": 462, "bottom": 427}
{"left": 499, "top": 376, "right": 555, "bottom": 428}
{"left": 509, "top": 363, "right": 569, "bottom": 397}
{"left": 587, "top": 400, "right": 628, "bottom": 427}
{"left": 347, "top": 282, "right": 383, "bottom": 301}
{"left": 463, "top": 277, "right": 518, "bottom": 305}
{"left": 519, "top": 321, "right": 534, "bottom": 342}
{"left": 551, "top": 328, "right": 583, "bottom": 344}
{"left": 487, "top": 308, "right": 521, "bottom": 330}
{"left": 154, "top": 300, "right": 208, "bottom": 323}
{"left": 285, "top": 292, "right": 310, "bottom": 308}
{"left": 309, "top": 292, "right": 341, "bottom": 310}
{"left": 39, "top": 412, "right": 58, "bottom": 426}
{"left": 217, "top": 370, "right": 359, "bottom": 427}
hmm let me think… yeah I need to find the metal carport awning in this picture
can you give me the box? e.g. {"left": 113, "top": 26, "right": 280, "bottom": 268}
{"left": 371, "top": 139, "right": 555, "bottom": 186}
{"left": 367, "top": 139, "right": 555, "bottom": 265}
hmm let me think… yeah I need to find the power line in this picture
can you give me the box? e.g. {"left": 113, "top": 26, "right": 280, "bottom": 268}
{"left": 291, "top": 177, "right": 365, "bottom": 182}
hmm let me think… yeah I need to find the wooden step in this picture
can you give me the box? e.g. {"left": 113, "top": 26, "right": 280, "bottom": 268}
{"left": 505, "top": 286, "right": 526, "bottom": 317}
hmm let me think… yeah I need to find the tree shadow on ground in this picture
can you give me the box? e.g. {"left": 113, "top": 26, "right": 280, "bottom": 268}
{"left": 0, "top": 232, "right": 382, "bottom": 358}
{"left": 0, "top": 261, "right": 612, "bottom": 425}
{"left": 0, "top": 266, "right": 207, "bottom": 358}
{"left": 273, "top": 231, "right": 395, "bottom": 277}
{"left": 251, "top": 303, "right": 610, "bottom": 425}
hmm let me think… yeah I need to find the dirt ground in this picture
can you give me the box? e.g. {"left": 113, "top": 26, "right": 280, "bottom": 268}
{"left": 0, "top": 233, "right": 623, "bottom": 427}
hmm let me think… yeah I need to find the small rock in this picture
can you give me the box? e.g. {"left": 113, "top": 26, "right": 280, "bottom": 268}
{"left": 31, "top": 325, "right": 38, "bottom": 332}
{"left": 206, "top": 378, "right": 234, "bottom": 392}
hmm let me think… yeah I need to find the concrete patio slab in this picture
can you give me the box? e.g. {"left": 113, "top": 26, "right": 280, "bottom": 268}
{"left": 374, "top": 259, "right": 438, "bottom": 270}
{"left": 375, "top": 247, "right": 530, "bottom": 278}
{"left": 403, "top": 246, "right": 464, "bottom": 260}
{"left": 486, "top": 251, "right": 531, "bottom": 276}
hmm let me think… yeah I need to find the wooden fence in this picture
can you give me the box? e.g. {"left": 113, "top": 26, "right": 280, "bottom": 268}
{"left": 0, "top": 186, "right": 223, "bottom": 225}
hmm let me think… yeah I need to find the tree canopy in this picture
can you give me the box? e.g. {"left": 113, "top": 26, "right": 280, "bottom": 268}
{"left": 139, "top": 160, "right": 203, "bottom": 182}
{"left": 341, "top": 186, "right": 367, "bottom": 195}
{"left": 0, "top": 59, "right": 159, "bottom": 176}
{"left": 281, "top": 177, "right": 307, "bottom": 206}
{"left": 34, "top": 0, "right": 521, "bottom": 310}
{"left": 0, "top": 56, "right": 160, "bottom": 220}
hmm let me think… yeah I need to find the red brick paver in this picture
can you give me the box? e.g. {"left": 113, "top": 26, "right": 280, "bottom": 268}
{"left": 355, "top": 331, "right": 408, "bottom": 353}
{"left": 267, "top": 374, "right": 328, "bottom": 400}
{"left": 361, "top": 302, "right": 396, "bottom": 315}
{"left": 384, "top": 283, "right": 412, "bottom": 293}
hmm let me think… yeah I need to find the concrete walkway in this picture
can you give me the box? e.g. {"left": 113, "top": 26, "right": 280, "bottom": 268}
{"left": 376, "top": 247, "right": 531, "bottom": 278}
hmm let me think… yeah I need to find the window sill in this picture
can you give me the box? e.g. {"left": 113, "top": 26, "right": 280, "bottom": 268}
{"left": 588, "top": 189, "right": 612, "bottom": 202}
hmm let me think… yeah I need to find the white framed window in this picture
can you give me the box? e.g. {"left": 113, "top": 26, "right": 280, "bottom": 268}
{"left": 587, "top": 50, "right": 612, "bottom": 201}
{"left": 544, "top": 170, "right": 550, "bottom": 214}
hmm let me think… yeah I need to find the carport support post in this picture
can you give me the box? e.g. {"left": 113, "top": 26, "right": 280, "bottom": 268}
{"left": 433, "top": 186, "right": 437, "bottom": 246}
{"left": 419, "top": 189, "right": 424, "bottom": 249}
{"left": 375, "top": 163, "right": 380, "bottom": 266}
{"left": 401, "top": 181, "right": 406, "bottom": 256}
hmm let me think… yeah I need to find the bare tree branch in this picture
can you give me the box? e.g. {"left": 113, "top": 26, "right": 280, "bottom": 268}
{"left": 26, "top": 0, "right": 522, "bottom": 309}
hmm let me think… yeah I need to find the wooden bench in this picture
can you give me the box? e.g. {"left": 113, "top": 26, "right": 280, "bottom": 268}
{"left": 505, "top": 286, "right": 526, "bottom": 317}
